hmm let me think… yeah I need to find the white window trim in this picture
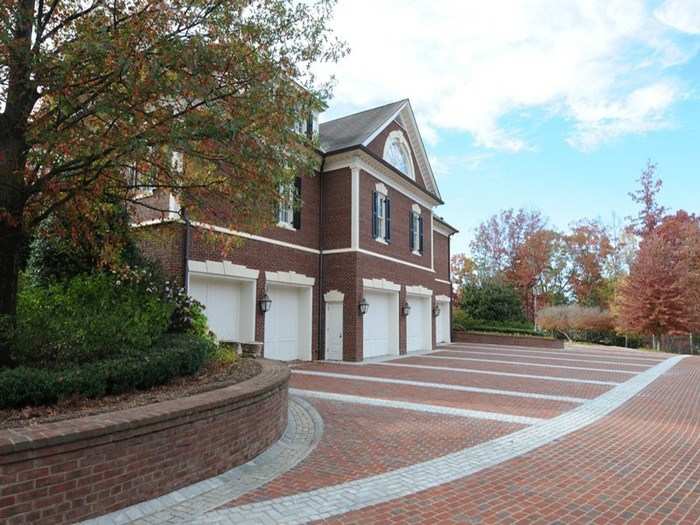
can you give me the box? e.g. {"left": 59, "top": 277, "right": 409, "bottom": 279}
{"left": 265, "top": 270, "right": 315, "bottom": 287}
{"left": 277, "top": 182, "right": 295, "bottom": 229}
{"left": 188, "top": 260, "right": 259, "bottom": 281}
{"left": 363, "top": 278, "right": 401, "bottom": 292}
{"left": 411, "top": 211, "right": 421, "bottom": 256}
{"left": 324, "top": 290, "right": 345, "bottom": 303}
{"left": 375, "top": 191, "right": 388, "bottom": 244}
{"left": 406, "top": 285, "right": 433, "bottom": 297}
{"left": 383, "top": 130, "right": 415, "bottom": 181}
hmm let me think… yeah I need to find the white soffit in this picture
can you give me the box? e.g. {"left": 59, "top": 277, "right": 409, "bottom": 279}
{"left": 265, "top": 270, "right": 315, "bottom": 287}
{"left": 363, "top": 278, "right": 401, "bottom": 292}
{"left": 188, "top": 259, "right": 259, "bottom": 280}
{"left": 406, "top": 285, "right": 433, "bottom": 297}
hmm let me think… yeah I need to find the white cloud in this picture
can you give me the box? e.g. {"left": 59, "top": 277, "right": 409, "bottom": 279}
{"left": 317, "top": 0, "right": 698, "bottom": 152}
{"left": 655, "top": 0, "right": 700, "bottom": 34}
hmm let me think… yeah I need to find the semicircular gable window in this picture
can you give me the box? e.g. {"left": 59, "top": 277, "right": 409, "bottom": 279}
{"left": 383, "top": 131, "right": 414, "bottom": 180}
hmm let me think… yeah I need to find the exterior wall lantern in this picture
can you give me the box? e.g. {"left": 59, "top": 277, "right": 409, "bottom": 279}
{"left": 259, "top": 292, "right": 272, "bottom": 314}
{"left": 401, "top": 302, "right": 412, "bottom": 317}
{"left": 432, "top": 304, "right": 441, "bottom": 318}
{"left": 358, "top": 297, "right": 369, "bottom": 316}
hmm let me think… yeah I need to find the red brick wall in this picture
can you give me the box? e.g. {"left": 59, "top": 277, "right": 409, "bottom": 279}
{"left": 321, "top": 168, "right": 351, "bottom": 250}
{"left": 129, "top": 190, "right": 174, "bottom": 223}
{"left": 453, "top": 330, "right": 564, "bottom": 349}
{"left": 0, "top": 361, "right": 289, "bottom": 525}
{"left": 366, "top": 120, "right": 427, "bottom": 193}
{"left": 433, "top": 231, "right": 450, "bottom": 282}
{"left": 134, "top": 222, "right": 187, "bottom": 285}
{"left": 349, "top": 252, "right": 451, "bottom": 360}
{"left": 321, "top": 252, "right": 360, "bottom": 361}
{"left": 358, "top": 170, "right": 433, "bottom": 269}
{"left": 188, "top": 229, "right": 321, "bottom": 359}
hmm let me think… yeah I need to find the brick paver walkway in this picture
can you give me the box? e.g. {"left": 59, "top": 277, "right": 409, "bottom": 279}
{"left": 88, "top": 343, "right": 700, "bottom": 525}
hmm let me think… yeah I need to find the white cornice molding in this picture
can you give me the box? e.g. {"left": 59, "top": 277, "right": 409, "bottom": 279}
{"left": 324, "top": 290, "right": 345, "bottom": 303}
{"left": 265, "top": 270, "right": 315, "bottom": 287}
{"left": 362, "top": 278, "right": 401, "bottom": 292}
{"left": 361, "top": 101, "right": 409, "bottom": 146}
{"left": 190, "top": 221, "right": 321, "bottom": 255}
{"left": 435, "top": 278, "right": 451, "bottom": 285}
{"left": 435, "top": 294, "right": 451, "bottom": 303}
{"left": 432, "top": 219, "right": 455, "bottom": 238}
{"left": 323, "top": 150, "right": 440, "bottom": 209}
{"left": 406, "top": 285, "right": 433, "bottom": 297}
{"left": 188, "top": 259, "right": 259, "bottom": 280}
{"left": 323, "top": 247, "right": 434, "bottom": 273}
{"left": 375, "top": 182, "right": 388, "bottom": 195}
{"left": 396, "top": 104, "right": 440, "bottom": 199}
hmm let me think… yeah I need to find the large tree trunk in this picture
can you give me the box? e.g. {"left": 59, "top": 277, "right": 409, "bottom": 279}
{"left": 0, "top": 133, "right": 28, "bottom": 368}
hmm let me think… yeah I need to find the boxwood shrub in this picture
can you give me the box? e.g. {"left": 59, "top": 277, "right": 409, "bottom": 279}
{"left": 0, "top": 333, "right": 215, "bottom": 409}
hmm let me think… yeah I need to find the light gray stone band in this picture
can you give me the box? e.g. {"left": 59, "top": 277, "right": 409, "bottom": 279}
{"left": 422, "top": 354, "right": 637, "bottom": 374}
{"left": 82, "top": 397, "right": 324, "bottom": 525}
{"left": 448, "top": 344, "right": 665, "bottom": 362}
{"left": 292, "top": 370, "right": 588, "bottom": 403}
{"left": 375, "top": 362, "right": 620, "bottom": 386}
{"left": 440, "top": 349, "right": 649, "bottom": 368}
{"left": 198, "top": 356, "right": 684, "bottom": 525}
{"left": 290, "top": 388, "right": 545, "bottom": 425}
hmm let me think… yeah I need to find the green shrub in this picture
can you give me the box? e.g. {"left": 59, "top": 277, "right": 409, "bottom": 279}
{"left": 453, "top": 310, "right": 544, "bottom": 337}
{"left": 11, "top": 273, "right": 175, "bottom": 367}
{"left": 0, "top": 334, "right": 215, "bottom": 409}
{"left": 459, "top": 281, "right": 525, "bottom": 323}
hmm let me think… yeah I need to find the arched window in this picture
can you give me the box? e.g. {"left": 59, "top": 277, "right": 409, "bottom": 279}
{"left": 383, "top": 131, "right": 414, "bottom": 180}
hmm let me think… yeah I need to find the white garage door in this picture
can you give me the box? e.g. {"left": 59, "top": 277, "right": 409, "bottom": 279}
{"left": 436, "top": 302, "right": 450, "bottom": 344}
{"left": 265, "top": 285, "right": 311, "bottom": 361}
{"left": 363, "top": 291, "right": 396, "bottom": 359}
{"left": 189, "top": 275, "right": 242, "bottom": 342}
{"left": 406, "top": 295, "right": 431, "bottom": 352}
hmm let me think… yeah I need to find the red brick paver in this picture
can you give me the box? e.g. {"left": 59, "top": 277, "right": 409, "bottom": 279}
{"left": 317, "top": 357, "right": 700, "bottom": 525}
{"left": 225, "top": 399, "right": 523, "bottom": 507}
{"left": 293, "top": 362, "right": 612, "bottom": 399}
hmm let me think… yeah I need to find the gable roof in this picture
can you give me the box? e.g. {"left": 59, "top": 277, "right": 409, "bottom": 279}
{"left": 319, "top": 99, "right": 407, "bottom": 153}
{"left": 319, "top": 99, "right": 441, "bottom": 200}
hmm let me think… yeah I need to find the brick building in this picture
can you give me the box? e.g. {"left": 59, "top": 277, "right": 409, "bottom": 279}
{"left": 133, "top": 99, "right": 457, "bottom": 362}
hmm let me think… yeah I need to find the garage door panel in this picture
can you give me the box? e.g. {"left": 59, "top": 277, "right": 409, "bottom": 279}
{"left": 189, "top": 275, "right": 242, "bottom": 342}
{"left": 363, "top": 290, "right": 398, "bottom": 359}
{"left": 407, "top": 295, "right": 431, "bottom": 352}
{"left": 265, "top": 285, "right": 311, "bottom": 361}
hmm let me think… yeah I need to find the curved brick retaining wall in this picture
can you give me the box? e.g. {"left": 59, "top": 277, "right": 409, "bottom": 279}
{"left": 0, "top": 359, "right": 290, "bottom": 525}
{"left": 453, "top": 330, "right": 564, "bottom": 349}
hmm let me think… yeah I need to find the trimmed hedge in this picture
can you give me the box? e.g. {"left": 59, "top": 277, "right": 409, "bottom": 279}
{"left": 453, "top": 310, "right": 544, "bottom": 337}
{"left": 0, "top": 334, "right": 215, "bottom": 409}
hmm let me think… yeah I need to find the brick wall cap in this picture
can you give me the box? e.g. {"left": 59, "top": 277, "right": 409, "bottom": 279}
{"left": 0, "top": 359, "right": 289, "bottom": 457}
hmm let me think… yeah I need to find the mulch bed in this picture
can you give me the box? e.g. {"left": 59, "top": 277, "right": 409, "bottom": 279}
{"left": 0, "top": 357, "right": 262, "bottom": 430}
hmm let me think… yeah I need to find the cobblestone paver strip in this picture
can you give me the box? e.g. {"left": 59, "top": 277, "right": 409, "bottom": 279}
{"left": 439, "top": 348, "right": 651, "bottom": 367}
{"left": 289, "top": 388, "right": 545, "bottom": 425}
{"left": 426, "top": 353, "right": 639, "bottom": 373}
{"left": 81, "top": 398, "right": 323, "bottom": 525}
{"left": 447, "top": 343, "right": 666, "bottom": 363}
{"left": 290, "top": 374, "right": 577, "bottom": 419}
{"left": 374, "top": 361, "right": 621, "bottom": 385}
{"left": 195, "top": 356, "right": 683, "bottom": 525}
{"left": 292, "top": 370, "right": 589, "bottom": 403}
{"left": 398, "top": 355, "right": 635, "bottom": 382}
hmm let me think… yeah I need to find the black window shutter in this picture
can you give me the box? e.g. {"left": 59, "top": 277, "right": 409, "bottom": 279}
{"left": 385, "top": 198, "right": 391, "bottom": 243}
{"left": 293, "top": 177, "right": 302, "bottom": 229}
{"left": 418, "top": 216, "right": 424, "bottom": 254}
{"left": 409, "top": 212, "right": 415, "bottom": 251}
{"left": 371, "top": 191, "right": 378, "bottom": 238}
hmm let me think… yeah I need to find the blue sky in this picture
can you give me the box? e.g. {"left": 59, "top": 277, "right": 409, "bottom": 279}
{"left": 317, "top": 0, "right": 700, "bottom": 252}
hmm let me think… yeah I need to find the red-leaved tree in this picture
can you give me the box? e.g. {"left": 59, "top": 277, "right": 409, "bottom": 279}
{"left": 615, "top": 211, "right": 700, "bottom": 348}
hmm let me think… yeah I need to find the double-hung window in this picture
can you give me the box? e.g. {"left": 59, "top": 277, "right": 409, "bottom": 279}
{"left": 372, "top": 189, "right": 391, "bottom": 243}
{"left": 409, "top": 207, "right": 423, "bottom": 255}
{"left": 277, "top": 177, "right": 301, "bottom": 230}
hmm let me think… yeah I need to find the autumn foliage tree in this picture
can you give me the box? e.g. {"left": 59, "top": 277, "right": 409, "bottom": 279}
{"left": 0, "top": 0, "right": 345, "bottom": 363}
{"left": 615, "top": 211, "right": 700, "bottom": 348}
{"left": 564, "top": 219, "right": 613, "bottom": 307}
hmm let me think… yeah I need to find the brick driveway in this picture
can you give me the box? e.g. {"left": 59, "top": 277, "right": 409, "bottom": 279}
{"left": 92, "top": 342, "right": 700, "bottom": 525}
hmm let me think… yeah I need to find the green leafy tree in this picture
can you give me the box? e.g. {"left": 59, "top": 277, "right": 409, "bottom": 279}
{"left": 459, "top": 280, "right": 525, "bottom": 323}
{"left": 0, "top": 0, "right": 346, "bottom": 364}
